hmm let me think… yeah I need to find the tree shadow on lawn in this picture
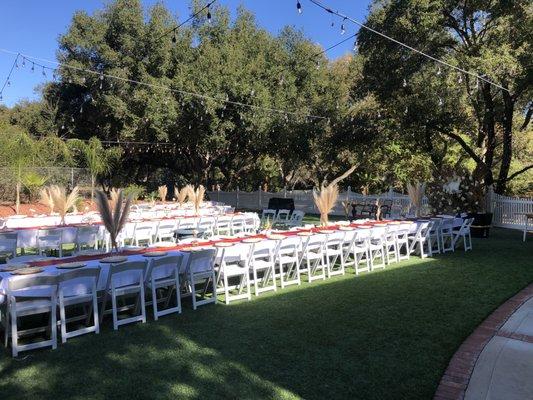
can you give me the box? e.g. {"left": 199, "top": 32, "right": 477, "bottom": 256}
{"left": 1, "top": 229, "right": 532, "bottom": 400}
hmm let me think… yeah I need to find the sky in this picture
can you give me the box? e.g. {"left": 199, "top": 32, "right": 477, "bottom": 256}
{"left": 0, "top": 0, "right": 372, "bottom": 107}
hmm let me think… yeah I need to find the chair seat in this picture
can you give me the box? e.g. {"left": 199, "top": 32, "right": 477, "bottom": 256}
{"left": 109, "top": 284, "right": 142, "bottom": 296}
{"left": 147, "top": 277, "right": 178, "bottom": 288}
{"left": 278, "top": 255, "right": 298, "bottom": 264}
{"left": 242, "top": 260, "right": 271, "bottom": 270}
{"left": 15, "top": 299, "right": 53, "bottom": 315}
{"left": 221, "top": 263, "right": 248, "bottom": 277}
{"left": 302, "top": 251, "right": 323, "bottom": 260}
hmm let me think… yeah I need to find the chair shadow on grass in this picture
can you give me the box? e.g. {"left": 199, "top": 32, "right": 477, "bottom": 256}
{"left": 1, "top": 229, "right": 532, "bottom": 400}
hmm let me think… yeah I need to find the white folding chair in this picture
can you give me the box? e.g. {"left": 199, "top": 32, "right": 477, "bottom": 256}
{"left": 247, "top": 242, "right": 277, "bottom": 295}
{"left": 37, "top": 228, "right": 63, "bottom": 257}
{"left": 383, "top": 224, "right": 399, "bottom": 264}
{"left": 216, "top": 246, "right": 251, "bottom": 304}
{"left": 408, "top": 221, "right": 433, "bottom": 258}
{"left": 429, "top": 218, "right": 442, "bottom": 254}
{"left": 299, "top": 233, "right": 327, "bottom": 282}
{"left": 261, "top": 209, "right": 277, "bottom": 226}
{"left": 324, "top": 231, "right": 347, "bottom": 277}
{"left": 275, "top": 209, "right": 291, "bottom": 225}
{"left": 215, "top": 217, "right": 232, "bottom": 236}
{"left": 230, "top": 216, "right": 246, "bottom": 236}
{"left": 198, "top": 217, "right": 216, "bottom": 238}
{"left": 274, "top": 236, "right": 301, "bottom": 288}
{"left": 286, "top": 210, "right": 305, "bottom": 227}
{"left": 133, "top": 223, "right": 154, "bottom": 247}
{"left": 155, "top": 221, "right": 177, "bottom": 243}
{"left": 369, "top": 226, "right": 387, "bottom": 269}
{"left": 58, "top": 268, "right": 100, "bottom": 343}
{"left": 100, "top": 260, "right": 147, "bottom": 330}
{"left": 145, "top": 255, "right": 183, "bottom": 319}
{"left": 183, "top": 248, "right": 217, "bottom": 310}
{"left": 75, "top": 225, "right": 100, "bottom": 251}
{"left": 5, "top": 275, "right": 58, "bottom": 357}
{"left": 0, "top": 238, "right": 17, "bottom": 260}
{"left": 395, "top": 223, "right": 412, "bottom": 261}
{"left": 352, "top": 228, "right": 371, "bottom": 275}
{"left": 453, "top": 218, "right": 474, "bottom": 251}
{"left": 441, "top": 218, "right": 455, "bottom": 253}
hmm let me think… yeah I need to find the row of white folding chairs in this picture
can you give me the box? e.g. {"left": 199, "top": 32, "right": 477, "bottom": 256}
{"left": 215, "top": 219, "right": 475, "bottom": 304}
{"left": 1, "top": 249, "right": 218, "bottom": 357}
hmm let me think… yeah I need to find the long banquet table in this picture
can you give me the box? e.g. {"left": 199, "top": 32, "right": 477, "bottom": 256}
{"left": 0, "top": 217, "right": 464, "bottom": 304}
{"left": 2, "top": 212, "right": 255, "bottom": 249}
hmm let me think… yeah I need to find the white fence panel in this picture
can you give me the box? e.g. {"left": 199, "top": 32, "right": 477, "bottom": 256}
{"left": 490, "top": 193, "right": 533, "bottom": 229}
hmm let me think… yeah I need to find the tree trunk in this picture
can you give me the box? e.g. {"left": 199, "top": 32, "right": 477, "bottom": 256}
{"left": 15, "top": 181, "right": 21, "bottom": 215}
{"left": 495, "top": 89, "right": 514, "bottom": 194}
{"left": 91, "top": 175, "right": 96, "bottom": 201}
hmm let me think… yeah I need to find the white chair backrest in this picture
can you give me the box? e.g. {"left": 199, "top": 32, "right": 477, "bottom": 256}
{"left": 277, "top": 209, "right": 291, "bottom": 221}
{"left": 8, "top": 274, "right": 58, "bottom": 295}
{"left": 0, "top": 238, "right": 17, "bottom": 256}
{"left": 58, "top": 268, "right": 100, "bottom": 297}
{"left": 177, "top": 219, "right": 196, "bottom": 230}
{"left": 261, "top": 209, "right": 277, "bottom": 220}
{"left": 145, "top": 255, "right": 183, "bottom": 282}
{"left": 105, "top": 260, "right": 147, "bottom": 289}
{"left": 184, "top": 248, "right": 217, "bottom": 274}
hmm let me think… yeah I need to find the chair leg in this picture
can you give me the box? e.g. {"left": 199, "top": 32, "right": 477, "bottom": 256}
{"left": 111, "top": 290, "right": 118, "bottom": 330}
{"left": 152, "top": 284, "right": 158, "bottom": 320}
{"left": 11, "top": 307, "right": 18, "bottom": 357}
{"left": 59, "top": 295, "right": 67, "bottom": 343}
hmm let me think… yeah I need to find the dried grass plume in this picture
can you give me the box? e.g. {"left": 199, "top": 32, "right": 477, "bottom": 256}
{"left": 49, "top": 185, "right": 79, "bottom": 225}
{"left": 39, "top": 187, "right": 55, "bottom": 215}
{"left": 158, "top": 185, "right": 168, "bottom": 202}
{"left": 95, "top": 189, "right": 131, "bottom": 252}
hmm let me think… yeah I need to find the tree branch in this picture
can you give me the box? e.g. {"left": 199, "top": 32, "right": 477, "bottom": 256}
{"left": 436, "top": 128, "right": 484, "bottom": 166}
{"left": 505, "top": 164, "right": 533, "bottom": 182}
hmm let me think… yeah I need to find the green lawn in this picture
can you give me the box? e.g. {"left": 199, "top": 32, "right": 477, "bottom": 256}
{"left": 1, "top": 227, "right": 532, "bottom": 400}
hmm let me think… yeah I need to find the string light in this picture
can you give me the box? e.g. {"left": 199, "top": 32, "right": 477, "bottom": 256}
{"left": 340, "top": 18, "right": 346, "bottom": 35}
{"left": 306, "top": 0, "right": 511, "bottom": 93}
{"left": 207, "top": 5, "right": 212, "bottom": 23}
{"left": 297, "top": 1, "right": 302, "bottom": 14}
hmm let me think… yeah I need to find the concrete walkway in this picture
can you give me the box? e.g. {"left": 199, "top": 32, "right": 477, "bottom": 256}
{"left": 465, "top": 297, "right": 533, "bottom": 400}
{"left": 434, "top": 284, "right": 533, "bottom": 400}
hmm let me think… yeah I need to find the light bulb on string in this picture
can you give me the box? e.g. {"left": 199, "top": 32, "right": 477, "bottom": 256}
{"left": 172, "top": 30, "right": 177, "bottom": 44}
{"left": 404, "top": 106, "right": 408, "bottom": 115}
{"left": 458, "top": 73, "right": 463, "bottom": 83}
{"left": 15, "top": 58, "right": 19, "bottom": 68}
{"left": 340, "top": 19, "right": 346, "bottom": 35}
{"left": 207, "top": 5, "right": 212, "bottom": 23}
{"left": 316, "top": 60, "right": 320, "bottom": 70}
{"left": 42, "top": 67, "right": 46, "bottom": 77}
{"left": 31, "top": 62, "right": 35, "bottom": 72}
{"left": 402, "top": 78, "right": 407, "bottom": 87}
{"left": 438, "top": 97, "right": 443, "bottom": 107}
{"left": 352, "top": 40, "right": 358, "bottom": 52}
{"left": 296, "top": 1, "right": 302, "bottom": 14}
{"left": 71, "top": 116, "right": 75, "bottom": 123}
{"left": 7, "top": 79, "right": 10, "bottom": 87}
{"left": 437, "top": 66, "right": 441, "bottom": 76}
{"left": 22, "top": 58, "right": 26, "bottom": 68}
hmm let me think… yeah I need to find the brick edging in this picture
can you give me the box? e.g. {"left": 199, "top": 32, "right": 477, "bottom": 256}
{"left": 433, "top": 283, "right": 533, "bottom": 400}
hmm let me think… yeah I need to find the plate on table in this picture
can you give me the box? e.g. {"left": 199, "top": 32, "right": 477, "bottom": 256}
{"left": 1, "top": 263, "right": 30, "bottom": 272}
{"left": 266, "top": 234, "right": 285, "bottom": 240}
{"left": 56, "top": 262, "right": 86, "bottom": 269}
{"left": 317, "top": 229, "right": 334, "bottom": 234}
{"left": 100, "top": 256, "right": 128, "bottom": 264}
{"left": 11, "top": 267, "right": 44, "bottom": 275}
{"left": 214, "top": 242, "right": 235, "bottom": 248}
{"left": 180, "top": 247, "right": 210, "bottom": 252}
{"left": 241, "top": 238, "right": 263, "bottom": 244}
{"left": 143, "top": 251, "right": 168, "bottom": 258}
{"left": 339, "top": 226, "right": 355, "bottom": 231}
{"left": 297, "top": 232, "right": 313, "bottom": 237}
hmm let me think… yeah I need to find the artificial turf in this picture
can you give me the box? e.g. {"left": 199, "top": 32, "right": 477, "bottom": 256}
{"left": 0, "top": 226, "right": 531, "bottom": 399}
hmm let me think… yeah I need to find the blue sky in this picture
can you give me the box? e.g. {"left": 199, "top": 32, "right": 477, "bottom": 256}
{"left": 0, "top": 0, "right": 372, "bottom": 107}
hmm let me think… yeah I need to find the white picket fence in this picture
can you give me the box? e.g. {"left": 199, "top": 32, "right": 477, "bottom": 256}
{"left": 489, "top": 192, "right": 533, "bottom": 229}
{"left": 208, "top": 188, "right": 417, "bottom": 217}
{"left": 209, "top": 187, "right": 533, "bottom": 230}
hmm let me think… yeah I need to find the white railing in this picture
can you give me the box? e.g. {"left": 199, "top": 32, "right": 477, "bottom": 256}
{"left": 208, "top": 187, "right": 418, "bottom": 216}
{"left": 489, "top": 191, "right": 533, "bottom": 229}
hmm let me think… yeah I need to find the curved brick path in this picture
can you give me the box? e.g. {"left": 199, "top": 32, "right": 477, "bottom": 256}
{"left": 434, "top": 283, "right": 533, "bottom": 400}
